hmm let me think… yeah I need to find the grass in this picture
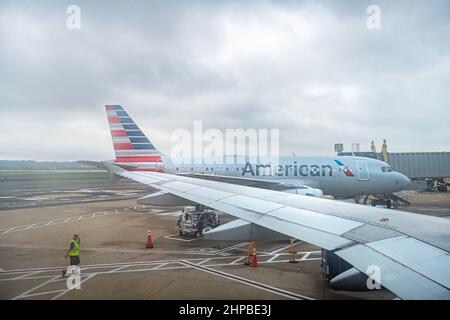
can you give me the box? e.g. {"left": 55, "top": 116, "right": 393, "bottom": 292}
{"left": 0, "top": 170, "right": 110, "bottom": 181}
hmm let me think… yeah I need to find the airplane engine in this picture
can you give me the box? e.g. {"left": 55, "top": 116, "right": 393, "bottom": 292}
{"left": 329, "top": 268, "right": 372, "bottom": 291}
{"left": 322, "top": 249, "right": 380, "bottom": 291}
{"left": 137, "top": 191, "right": 193, "bottom": 206}
{"left": 282, "top": 186, "right": 323, "bottom": 197}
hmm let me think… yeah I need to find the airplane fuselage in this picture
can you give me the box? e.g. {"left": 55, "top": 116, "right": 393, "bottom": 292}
{"left": 161, "top": 156, "right": 411, "bottom": 198}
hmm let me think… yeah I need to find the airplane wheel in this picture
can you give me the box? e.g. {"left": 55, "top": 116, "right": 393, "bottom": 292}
{"left": 203, "top": 227, "right": 212, "bottom": 234}
{"left": 386, "top": 199, "right": 392, "bottom": 208}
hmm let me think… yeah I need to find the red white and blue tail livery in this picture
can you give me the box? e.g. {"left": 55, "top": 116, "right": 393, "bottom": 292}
{"left": 106, "top": 104, "right": 164, "bottom": 172}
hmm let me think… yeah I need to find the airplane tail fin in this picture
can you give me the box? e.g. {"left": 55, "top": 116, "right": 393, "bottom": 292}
{"left": 105, "top": 105, "right": 164, "bottom": 172}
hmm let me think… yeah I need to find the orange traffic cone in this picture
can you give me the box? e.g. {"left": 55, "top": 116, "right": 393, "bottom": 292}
{"left": 249, "top": 246, "right": 259, "bottom": 267}
{"left": 244, "top": 242, "right": 254, "bottom": 266}
{"left": 146, "top": 229, "right": 154, "bottom": 248}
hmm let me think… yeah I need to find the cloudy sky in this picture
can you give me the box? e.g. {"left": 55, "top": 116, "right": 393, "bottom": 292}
{"left": 0, "top": 0, "right": 449, "bottom": 161}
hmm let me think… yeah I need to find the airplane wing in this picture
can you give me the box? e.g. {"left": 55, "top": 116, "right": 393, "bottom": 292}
{"left": 178, "top": 173, "right": 322, "bottom": 194}
{"left": 104, "top": 162, "right": 450, "bottom": 300}
{"left": 177, "top": 173, "right": 318, "bottom": 188}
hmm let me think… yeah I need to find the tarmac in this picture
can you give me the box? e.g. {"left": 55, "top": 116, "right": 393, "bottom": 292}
{"left": 1, "top": 178, "right": 448, "bottom": 300}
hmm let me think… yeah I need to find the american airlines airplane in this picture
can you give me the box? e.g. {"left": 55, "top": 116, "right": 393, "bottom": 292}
{"left": 83, "top": 104, "right": 449, "bottom": 299}
{"left": 104, "top": 105, "right": 410, "bottom": 199}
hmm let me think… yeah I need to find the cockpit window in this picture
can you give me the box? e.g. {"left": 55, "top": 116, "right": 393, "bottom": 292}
{"left": 382, "top": 166, "right": 394, "bottom": 173}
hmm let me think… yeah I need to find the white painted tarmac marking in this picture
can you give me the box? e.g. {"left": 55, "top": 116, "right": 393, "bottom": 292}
{"left": 0, "top": 257, "right": 207, "bottom": 274}
{"left": 301, "top": 257, "right": 321, "bottom": 262}
{"left": 181, "top": 260, "right": 314, "bottom": 300}
{"left": 0, "top": 249, "right": 322, "bottom": 277}
{"left": 109, "top": 266, "right": 129, "bottom": 272}
{"left": 269, "top": 240, "right": 301, "bottom": 255}
{"left": 12, "top": 271, "right": 42, "bottom": 280}
{"left": 149, "top": 209, "right": 163, "bottom": 213}
{"left": 211, "top": 242, "right": 248, "bottom": 255}
{"left": 0, "top": 206, "right": 170, "bottom": 235}
{"left": 231, "top": 256, "right": 246, "bottom": 264}
{"left": 20, "top": 289, "right": 66, "bottom": 298}
{"left": 51, "top": 274, "right": 97, "bottom": 300}
{"left": 7, "top": 265, "right": 211, "bottom": 282}
{"left": 1, "top": 251, "right": 321, "bottom": 276}
{"left": 277, "top": 250, "right": 321, "bottom": 256}
{"left": 151, "top": 263, "right": 169, "bottom": 270}
{"left": 12, "top": 275, "right": 60, "bottom": 300}
{"left": 0, "top": 275, "right": 52, "bottom": 281}
{"left": 300, "top": 252, "right": 312, "bottom": 260}
{"left": 0, "top": 210, "right": 124, "bottom": 235}
{"left": 267, "top": 254, "right": 280, "bottom": 263}
{"left": 197, "top": 258, "right": 211, "bottom": 266}
{"left": 2, "top": 254, "right": 322, "bottom": 295}
{"left": 163, "top": 234, "right": 198, "bottom": 242}
{"left": 111, "top": 266, "right": 187, "bottom": 273}
{"left": 156, "top": 211, "right": 181, "bottom": 216}
{"left": 4, "top": 227, "right": 17, "bottom": 233}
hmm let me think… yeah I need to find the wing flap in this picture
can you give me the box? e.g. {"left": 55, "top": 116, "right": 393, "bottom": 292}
{"left": 366, "top": 236, "right": 450, "bottom": 289}
{"left": 267, "top": 207, "right": 363, "bottom": 235}
{"left": 337, "top": 244, "right": 450, "bottom": 300}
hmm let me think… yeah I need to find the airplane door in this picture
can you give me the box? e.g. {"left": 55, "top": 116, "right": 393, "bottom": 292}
{"left": 356, "top": 160, "right": 369, "bottom": 181}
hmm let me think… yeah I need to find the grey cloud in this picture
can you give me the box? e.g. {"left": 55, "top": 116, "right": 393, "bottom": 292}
{"left": 0, "top": 0, "right": 449, "bottom": 160}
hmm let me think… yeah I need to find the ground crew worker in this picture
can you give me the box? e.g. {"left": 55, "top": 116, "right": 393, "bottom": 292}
{"left": 65, "top": 234, "right": 81, "bottom": 266}
{"left": 381, "top": 139, "right": 388, "bottom": 163}
{"left": 370, "top": 141, "right": 377, "bottom": 153}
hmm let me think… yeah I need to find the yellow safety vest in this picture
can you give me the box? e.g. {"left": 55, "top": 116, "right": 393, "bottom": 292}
{"left": 69, "top": 239, "right": 80, "bottom": 257}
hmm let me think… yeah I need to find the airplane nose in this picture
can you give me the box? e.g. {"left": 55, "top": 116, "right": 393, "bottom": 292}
{"left": 393, "top": 173, "right": 410, "bottom": 189}
{"left": 397, "top": 173, "right": 411, "bottom": 188}
{"left": 403, "top": 175, "right": 411, "bottom": 188}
